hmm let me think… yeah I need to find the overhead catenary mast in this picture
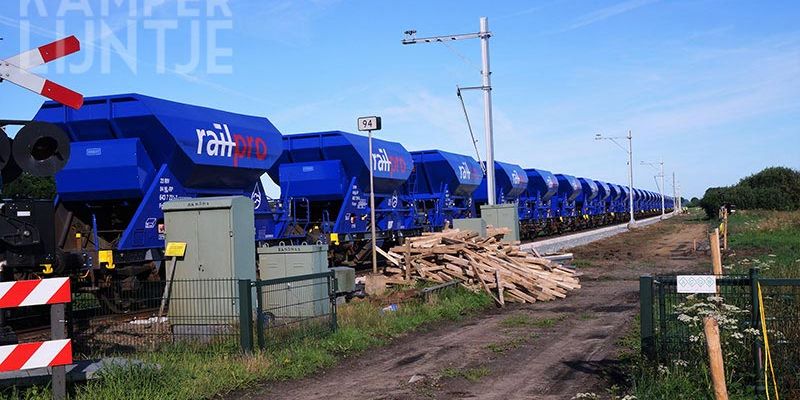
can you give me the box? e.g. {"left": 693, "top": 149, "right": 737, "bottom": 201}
{"left": 403, "top": 17, "right": 497, "bottom": 205}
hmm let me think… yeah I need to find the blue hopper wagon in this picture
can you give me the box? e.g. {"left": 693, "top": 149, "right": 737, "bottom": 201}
{"left": 34, "top": 93, "right": 284, "bottom": 307}
{"left": 519, "top": 168, "right": 559, "bottom": 238}
{"left": 264, "top": 131, "right": 414, "bottom": 264}
{"left": 405, "top": 150, "right": 483, "bottom": 230}
{"left": 473, "top": 161, "right": 529, "bottom": 211}
{"left": 552, "top": 174, "right": 582, "bottom": 227}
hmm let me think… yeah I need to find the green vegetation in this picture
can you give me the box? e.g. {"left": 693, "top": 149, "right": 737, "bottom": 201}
{"left": 500, "top": 314, "right": 533, "bottom": 327}
{"left": 3, "top": 287, "right": 492, "bottom": 400}
{"left": 440, "top": 366, "right": 491, "bottom": 382}
{"left": 700, "top": 167, "right": 800, "bottom": 218}
{"left": 1, "top": 173, "right": 56, "bottom": 199}
{"left": 500, "top": 313, "right": 565, "bottom": 329}
{"left": 485, "top": 337, "right": 525, "bottom": 354}
{"left": 726, "top": 210, "right": 800, "bottom": 277}
{"left": 616, "top": 210, "right": 800, "bottom": 399}
{"left": 613, "top": 310, "right": 754, "bottom": 400}
{"left": 578, "top": 312, "right": 596, "bottom": 320}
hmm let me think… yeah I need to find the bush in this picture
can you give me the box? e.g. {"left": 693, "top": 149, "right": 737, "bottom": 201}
{"left": 700, "top": 167, "right": 800, "bottom": 218}
{"left": 1, "top": 173, "right": 56, "bottom": 199}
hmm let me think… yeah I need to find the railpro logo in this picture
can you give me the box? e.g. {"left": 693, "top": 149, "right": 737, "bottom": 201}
{"left": 511, "top": 170, "right": 522, "bottom": 185}
{"left": 458, "top": 161, "right": 476, "bottom": 181}
{"left": 371, "top": 148, "right": 408, "bottom": 174}
{"left": 545, "top": 175, "right": 556, "bottom": 189}
{"left": 196, "top": 123, "right": 268, "bottom": 167}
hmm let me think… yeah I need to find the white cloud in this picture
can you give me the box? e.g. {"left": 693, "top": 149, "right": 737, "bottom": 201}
{"left": 566, "top": 0, "right": 659, "bottom": 31}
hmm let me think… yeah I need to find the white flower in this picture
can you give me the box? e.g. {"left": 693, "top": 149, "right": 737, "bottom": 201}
{"left": 658, "top": 365, "right": 669, "bottom": 375}
{"left": 571, "top": 393, "right": 600, "bottom": 400}
{"left": 677, "top": 314, "right": 692, "bottom": 323}
{"left": 689, "top": 335, "right": 701, "bottom": 343}
{"left": 706, "top": 295, "right": 724, "bottom": 303}
{"left": 673, "top": 359, "right": 689, "bottom": 367}
{"left": 744, "top": 328, "right": 760, "bottom": 336}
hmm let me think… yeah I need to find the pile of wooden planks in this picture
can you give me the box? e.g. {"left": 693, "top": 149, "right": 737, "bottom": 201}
{"left": 378, "top": 229, "right": 580, "bottom": 305}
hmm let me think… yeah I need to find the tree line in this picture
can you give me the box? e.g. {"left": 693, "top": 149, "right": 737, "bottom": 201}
{"left": 699, "top": 167, "right": 800, "bottom": 218}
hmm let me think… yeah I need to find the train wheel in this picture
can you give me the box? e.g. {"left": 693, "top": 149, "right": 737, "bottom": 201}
{"left": 98, "top": 286, "right": 133, "bottom": 314}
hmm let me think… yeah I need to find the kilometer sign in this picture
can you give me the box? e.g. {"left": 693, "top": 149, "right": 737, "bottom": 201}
{"left": 357, "top": 116, "right": 382, "bottom": 132}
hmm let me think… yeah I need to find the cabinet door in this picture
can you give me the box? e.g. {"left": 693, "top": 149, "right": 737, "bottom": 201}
{"left": 197, "top": 209, "right": 232, "bottom": 279}
{"left": 167, "top": 210, "right": 200, "bottom": 280}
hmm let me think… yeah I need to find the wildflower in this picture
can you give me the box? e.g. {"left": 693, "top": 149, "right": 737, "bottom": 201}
{"left": 673, "top": 359, "right": 689, "bottom": 367}
{"left": 706, "top": 295, "right": 724, "bottom": 303}
{"left": 677, "top": 314, "right": 692, "bottom": 323}
{"left": 689, "top": 335, "right": 701, "bottom": 343}
{"left": 571, "top": 393, "right": 599, "bottom": 400}
{"left": 658, "top": 365, "right": 669, "bottom": 375}
{"left": 744, "top": 328, "right": 760, "bottom": 336}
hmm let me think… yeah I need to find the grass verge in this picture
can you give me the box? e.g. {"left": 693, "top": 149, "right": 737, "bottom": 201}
{"left": 725, "top": 210, "right": 800, "bottom": 277}
{"left": 3, "top": 286, "right": 492, "bottom": 400}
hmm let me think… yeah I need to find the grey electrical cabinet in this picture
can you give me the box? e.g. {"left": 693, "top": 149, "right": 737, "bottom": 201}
{"left": 480, "top": 203, "right": 520, "bottom": 242}
{"left": 452, "top": 218, "right": 487, "bottom": 237}
{"left": 257, "top": 244, "right": 330, "bottom": 318}
{"left": 162, "top": 196, "right": 256, "bottom": 326}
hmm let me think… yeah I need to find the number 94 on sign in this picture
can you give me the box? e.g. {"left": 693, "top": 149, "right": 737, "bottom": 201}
{"left": 357, "top": 116, "right": 381, "bottom": 132}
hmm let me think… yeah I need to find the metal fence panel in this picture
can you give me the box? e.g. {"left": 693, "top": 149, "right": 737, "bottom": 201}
{"left": 255, "top": 271, "right": 337, "bottom": 350}
{"left": 69, "top": 278, "right": 241, "bottom": 356}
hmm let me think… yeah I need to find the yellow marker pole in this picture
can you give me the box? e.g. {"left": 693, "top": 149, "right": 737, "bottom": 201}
{"left": 723, "top": 209, "right": 729, "bottom": 250}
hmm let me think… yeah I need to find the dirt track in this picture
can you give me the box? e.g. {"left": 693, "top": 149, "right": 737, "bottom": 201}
{"left": 237, "top": 214, "right": 708, "bottom": 400}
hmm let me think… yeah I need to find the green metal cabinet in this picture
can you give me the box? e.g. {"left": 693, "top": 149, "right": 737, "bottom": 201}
{"left": 480, "top": 203, "right": 520, "bottom": 242}
{"left": 257, "top": 245, "right": 330, "bottom": 318}
{"left": 162, "top": 196, "right": 256, "bottom": 326}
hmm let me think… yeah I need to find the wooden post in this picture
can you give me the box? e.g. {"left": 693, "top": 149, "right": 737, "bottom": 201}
{"left": 404, "top": 242, "right": 411, "bottom": 281}
{"left": 692, "top": 239, "right": 697, "bottom": 253}
{"left": 704, "top": 317, "right": 729, "bottom": 400}
{"left": 710, "top": 228, "right": 722, "bottom": 275}
{"left": 494, "top": 270, "right": 504, "bottom": 306}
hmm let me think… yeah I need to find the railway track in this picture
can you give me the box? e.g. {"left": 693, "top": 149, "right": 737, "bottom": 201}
{"left": 12, "top": 307, "right": 160, "bottom": 343}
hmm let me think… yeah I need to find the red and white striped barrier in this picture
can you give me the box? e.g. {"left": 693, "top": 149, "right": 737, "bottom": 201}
{"left": 0, "top": 278, "right": 73, "bottom": 372}
{"left": 0, "top": 277, "right": 71, "bottom": 309}
{"left": 0, "top": 339, "right": 72, "bottom": 372}
{"left": 0, "top": 35, "right": 84, "bottom": 109}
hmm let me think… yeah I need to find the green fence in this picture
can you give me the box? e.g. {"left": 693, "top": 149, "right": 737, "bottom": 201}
{"left": 239, "top": 271, "right": 338, "bottom": 353}
{"left": 640, "top": 269, "right": 800, "bottom": 397}
{"left": 67, "top": 273, "right": 338, "bottom": 356}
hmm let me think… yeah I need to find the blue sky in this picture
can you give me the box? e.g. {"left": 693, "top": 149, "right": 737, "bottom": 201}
{"left": 1, "top": 0, "right": 798, "bottom": 199}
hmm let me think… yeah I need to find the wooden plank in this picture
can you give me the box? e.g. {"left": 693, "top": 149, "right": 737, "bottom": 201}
{"left": 495, "top": 270, "right": 504, "bottom": 306}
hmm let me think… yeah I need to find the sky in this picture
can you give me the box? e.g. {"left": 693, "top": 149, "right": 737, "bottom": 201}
{"left": 1, "top": 0, "right": 798, "bottom": 199}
